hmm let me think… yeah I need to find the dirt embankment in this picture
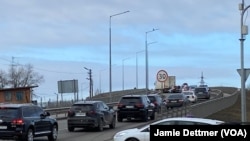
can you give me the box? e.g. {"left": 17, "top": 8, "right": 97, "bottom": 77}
{"left": 207, "top": 87, "right": 250, "bottom": 122}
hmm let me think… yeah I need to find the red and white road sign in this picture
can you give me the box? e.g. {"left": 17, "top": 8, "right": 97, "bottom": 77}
{"left": 156, "top": 70, "right": 168, "bottom": 82}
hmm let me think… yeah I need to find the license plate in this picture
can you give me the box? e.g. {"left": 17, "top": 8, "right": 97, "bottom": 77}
{"left": 0, "top": 126, "right": 7, "bottom": 129}
{"left": 76, "top": 112, "right": 86, "bottom": 116}
{"left": 126, "top": 106, "right": 134, "bottom": 108}
{"left": 171, "top": 101, "right": 177, "bottom": 103}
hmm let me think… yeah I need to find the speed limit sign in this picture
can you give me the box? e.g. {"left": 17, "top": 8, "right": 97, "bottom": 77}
{"left": 156, "top": 70, "right": 168, "bottom": 82}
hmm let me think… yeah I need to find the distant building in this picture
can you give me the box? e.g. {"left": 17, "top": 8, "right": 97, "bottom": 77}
{"left": 0, "top": 86, "right": 38, "bottom": 104}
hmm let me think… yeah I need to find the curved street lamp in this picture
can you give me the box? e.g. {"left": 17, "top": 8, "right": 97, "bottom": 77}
{"left": 109, "top": 10, "right": 130, "bottom": 102}
{"left": 145, "top": 28, "right": 159, "bottom": 95}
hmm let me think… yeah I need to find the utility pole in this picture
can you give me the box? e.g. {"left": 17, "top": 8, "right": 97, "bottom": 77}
{"left": 84, "top": 67, "right": 93, "bottom": 100}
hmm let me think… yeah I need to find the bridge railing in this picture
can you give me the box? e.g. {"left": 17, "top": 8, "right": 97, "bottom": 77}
{"left": 45, "top": 88, "right": 239, "bottom": 120}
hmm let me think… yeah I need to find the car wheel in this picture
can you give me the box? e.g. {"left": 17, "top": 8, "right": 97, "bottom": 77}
{"left": 126, "top": 137, "right": 139, "bottom": 141}
{"left": 150, "top": 111, "right": 155, "bottom": 120}
{"left": 109, "top": 117, "right": 116, "bottom": 129}
{"left": 97, "top": 119, "right": 103, "bottom": 131}
{"left": 68, "top": 126, "right": 74, "bottom": 132}
{"left": 142, "top": 111, "right": 148, "bottom": 122}
{"left": 23, "top": 128, "right": 34, "bottom": 141}
{"left": 48, "top": 125, "right": 58, "bottom": 141}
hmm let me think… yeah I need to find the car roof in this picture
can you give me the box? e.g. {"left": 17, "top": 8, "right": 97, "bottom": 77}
{"left": 73, "top": 100, "right": 103, "bottom": 105}
{"left": 151, "top": 117, "right": 224, "bottom": 125}
{"left": 0, "top": 103, "right": 35, "bottom": 108}
{"left": 168, "top": 93, "right": 183, "bottom": 96}
{"left": 195, "top": 87, "right": 207, "bottom": 89}
{"left": 182, "top": 91, "right": 195, "bottom": 93}
{"left": 147, "top": 94, "right": 160, "bottom": 96}
{"left": 137, "top": 117, "right": 224, "bottom": 131}
{"left": 121, "top": 95, "right": 146, "bottom": 97}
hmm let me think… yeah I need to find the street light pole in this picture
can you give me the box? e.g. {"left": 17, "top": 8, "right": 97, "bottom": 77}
{"left": 239, "top": 1, "right": 250, "bottom": 122}
{"left": 136, "top": 50, "right": 145, "bottom": 89}
{"left": 145, "top": 28, "right": 159, "bottom": 95}
{"left": 109, "top": 10, "right": 130, "bottom": 102}
{"left": 122, "top": 57, "right": 130, "bottom": 90}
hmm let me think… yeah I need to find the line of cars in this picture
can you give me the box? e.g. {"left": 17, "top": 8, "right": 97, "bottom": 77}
{"left": 0, "top": 87, "right": 211, "bottom": 141}
{"left": 163, "top": 86, "right": 211, "bottom": 109}
{"left": 66, "top": 94, "right": 161, "bottom": 133}
{"left": 0, "top": 93, "right": 163, "bottom": 141}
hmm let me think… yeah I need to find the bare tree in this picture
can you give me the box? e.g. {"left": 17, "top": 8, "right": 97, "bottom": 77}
{"left": 0, "top": 70, "right": 8, "bottom": 89}
{"left": 7, "top": 64, "right": 44, "bottom": 88}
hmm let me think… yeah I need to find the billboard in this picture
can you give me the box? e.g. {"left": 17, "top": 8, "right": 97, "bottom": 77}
{"left": 57, "top": 79, "right": 78, "bottom": 93}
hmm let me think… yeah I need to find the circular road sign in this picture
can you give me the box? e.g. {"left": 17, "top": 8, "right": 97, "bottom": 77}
{"left": 156, "top": 70, "right": 168, "bottom": 82}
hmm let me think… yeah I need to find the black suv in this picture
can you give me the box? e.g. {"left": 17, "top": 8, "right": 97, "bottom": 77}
{"left": 0, "top": 103, "right": 58, "bottom": 141}
{"left": 194, "top": 87, "right": 210, "bottom": 99}
{"left": 67, "top": 100, "right": 116, "bottom": 132}
{"left": 117, "top": 95, "right": 155, "bottom": 122}
{"left": 147, "top": 94, "right": 163, "bottom": 113}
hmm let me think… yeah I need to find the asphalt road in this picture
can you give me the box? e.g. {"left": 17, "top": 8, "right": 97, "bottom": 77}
{"left": 3, "top": 92, "right": 220, "bottom": 141}
{"left": 31, "top": 118, "right": 153, "bottom": 141}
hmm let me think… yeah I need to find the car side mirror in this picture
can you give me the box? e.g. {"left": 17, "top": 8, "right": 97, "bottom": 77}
{"left": 46, "top": 111, "right": 50, "bottom": 116}
{"left": 40, "top": 111, "right": 50, "bottom": 118}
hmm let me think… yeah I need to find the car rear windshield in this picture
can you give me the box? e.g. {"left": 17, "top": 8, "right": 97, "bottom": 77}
{"left": 0, "top": 107, "right": 18, "bottom": 118}
{"left": 182, "top": 92, "right": 193, "bottom": 95}
{"left": 71, "top": 104, "right": 94, "bottom": 111}
{"left": 195, "top": 88, "right": 207, "bottom": 92}
{"left": 120, "top": 97, "right": 141, "bottom": 104}
{"left": 168, "top": 94, "right": 183, "bottom": 99}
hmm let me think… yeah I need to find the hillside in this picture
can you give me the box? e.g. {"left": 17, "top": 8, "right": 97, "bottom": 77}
{"left": 207, "top": 87, "right": 250, "bottom": 122}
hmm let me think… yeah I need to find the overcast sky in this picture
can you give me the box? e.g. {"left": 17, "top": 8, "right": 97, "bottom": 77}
{"left": 0, "top": 0, "right": 250, "bottom": 102}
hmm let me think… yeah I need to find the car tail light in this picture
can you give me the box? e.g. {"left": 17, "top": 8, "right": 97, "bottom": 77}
{"left": 117, "top": 103, "right": 123, "bottom": 108}
{"left": 11, "top": 118, "right": 24, "bottom": 126}
{"left": 67, "top": 110, "right": 75, "bottom": 117}
{"left": 87, "top": 110, "right": 96, "bottom": 116}
{"left": 154, "top": 101, "right": 158, "bottom": 106}
{"left": 135, "top": 103, "right": 144, "bottom": 108}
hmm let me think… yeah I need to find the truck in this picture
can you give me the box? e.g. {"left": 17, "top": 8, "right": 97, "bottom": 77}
{"left": 154, "top": 76, "right": 176, "bottom": 93}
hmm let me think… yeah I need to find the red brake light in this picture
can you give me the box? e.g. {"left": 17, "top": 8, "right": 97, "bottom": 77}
{"left": 12, "top": 119, "right": 24, "bottom": 125}
{"left": 117, "top": 103, "right": 123, "bottom": 108}
{"left": 67, "top": 110, "right": 75, "bottom": 117}
{"left": 154, "top": 101, "right": 158, "bottom": 106}
{"left": 135, "top": 103, "right": 144, "bottom": 108}
{"left": 87, "top": 110, "right": 96, "bottom": 116}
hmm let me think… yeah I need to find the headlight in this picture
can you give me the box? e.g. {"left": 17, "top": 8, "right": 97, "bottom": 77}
{"left": 114, "top": 132, "right": 128, "bottom": 138}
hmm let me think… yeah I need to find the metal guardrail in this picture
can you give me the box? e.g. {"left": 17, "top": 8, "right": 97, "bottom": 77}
{"left": 45, "top": 88, "right": 239, "bottom": 120}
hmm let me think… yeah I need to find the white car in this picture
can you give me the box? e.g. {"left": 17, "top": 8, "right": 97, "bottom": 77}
{"left": 113, "top": 117, "right": 224, "bottom": 141}
{"left": 182, "top": 91, "right": 198, "bottom": 103}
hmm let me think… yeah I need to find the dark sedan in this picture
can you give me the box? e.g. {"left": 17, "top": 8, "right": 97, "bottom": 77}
{"left": 165, "top": 93, "right": 189, "bottom": 109}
